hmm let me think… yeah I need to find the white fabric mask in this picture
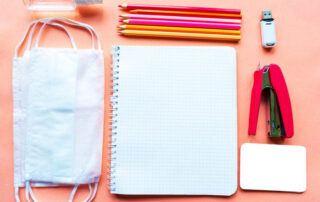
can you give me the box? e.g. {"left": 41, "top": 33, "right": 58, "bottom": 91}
{"left": 13, "top": 17, "right": 105, "bottom": 202}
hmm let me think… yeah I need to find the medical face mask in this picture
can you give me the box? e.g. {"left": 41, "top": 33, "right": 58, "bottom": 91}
{"left": 13, "top": 18, "right": 105, "bottom": 202}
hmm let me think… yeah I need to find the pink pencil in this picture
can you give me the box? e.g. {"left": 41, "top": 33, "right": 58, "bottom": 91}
{"left": 119, "top": 4, "right": 241, "bottom": 14}
{"left": 121, "top": 19, "right": 241, "bottom": 30}
{"left": 120, "top": 14, "right": 241, "bottom": 24}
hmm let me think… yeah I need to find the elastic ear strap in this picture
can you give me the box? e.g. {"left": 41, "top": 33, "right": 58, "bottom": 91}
{"left": 14, "top": 17, "right": 101, "bottom": 57}
{"left": 15, "top": 187, "right": 21, "bottom": 202}
{"left": 25, "top": 181, "right": 38, "bottom": 202}
{"left": 35, "top": 21, "right": 77, "bottom": 49}
{"left": 45, "top": 17, "right": 101, "bottom": 50}
{"left": 14, "top": 19, "right": 42, "bottom": 57}
{"left": 27, "top": 19, "right": 46, "bottom": 51}
{"left": 15, "top": 19, "right": 78, "bottom": 57}
{"left": 27, "top": 19, "right": 75, "bottom": 50}
{"left": 61, "top": 17, "right": 101, "bottom": 50}
{"left": 68, "top": 184, "right": 79, "bottom": 202}
{"left": 88, "top": 182, "right": 98, "bottom": 202}
{"left": 81, "top": 184, "right": 93, "bottom": 202}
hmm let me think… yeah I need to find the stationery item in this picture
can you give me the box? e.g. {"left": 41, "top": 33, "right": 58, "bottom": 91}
{"left": 121, "top": 19, "right": 241, "bottom": 30}
{"left": 240, "top": 143, "right": 306, "bottom": 193}
{"left": 13, "top": 17, "right": 104, "bottom": 201}
{"left": 261, "top": 10, "right": 276, "bottom": 47}
{"left": 130, "top": 9, "right": 242, "bottom": 19}
{"left": 119, "top": 29, "right": 241, "bottom": 41}
{"left": 108, "top": 46, "right": 238, "bottom": 195}
{"left": 119, "top": 4, "right": 241, "bottom": 14}
{"left": 119, "top": 25, "right": 241, "bottom": 35}
{"left": 248, "top": 64, "right": 293, "bottom": 138}
{"left": 120, "top": 14, "right": 241, "bottom": 24}
{"left": 23, "top": 0, "right": 102, "bottom": 10}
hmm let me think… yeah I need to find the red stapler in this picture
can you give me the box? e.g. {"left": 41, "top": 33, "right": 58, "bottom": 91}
{"left": 248, "top": 64, "right": 294, "bottom": 138}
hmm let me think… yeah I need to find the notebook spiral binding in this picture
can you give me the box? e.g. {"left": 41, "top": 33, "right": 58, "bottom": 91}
{"left": 107, "top": 46, "right": 120, "bottom": 192}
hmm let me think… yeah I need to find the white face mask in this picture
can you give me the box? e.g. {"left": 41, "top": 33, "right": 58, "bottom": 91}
{"left": 13, "top": 17, "right": 105, "bottom": 202}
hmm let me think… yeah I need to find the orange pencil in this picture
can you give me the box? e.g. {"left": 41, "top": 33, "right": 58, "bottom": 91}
{"left": 119, "top": 29, "right": 241, "bottom": 41}
{"left": 119, "top": 25, "right": 241, "bottom": 35}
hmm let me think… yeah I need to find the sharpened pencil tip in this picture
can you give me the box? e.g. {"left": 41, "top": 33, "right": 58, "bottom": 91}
{"left": 119, "top": 19, "right": 123, "bottom": 22}
{"left": 118, "top": 5, "right": 121, "bottom": 8}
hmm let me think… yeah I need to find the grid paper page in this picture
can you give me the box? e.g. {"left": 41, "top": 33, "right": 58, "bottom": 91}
{"left": 111, "top": 46, "right": 237, "bottom": 196}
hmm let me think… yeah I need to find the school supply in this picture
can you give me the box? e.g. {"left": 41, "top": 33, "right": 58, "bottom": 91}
{"left": 119, "top": 25, "right": 240, "bottom": 35}
{"left": 119, "top": 30, "right": 241, "bottom": 41}
{"left": 24, "top": 0, "right": 103, "bottom": 10}
{"left": 120, "top": 14, "right": 241, "bottom": 24}
{"left": 130, "top": 9, "right": 242, "bottom": 19}
{"left": 240, "top": 143, "right": 306, "bottom": 192}
{"left": 121, "top": 19, "right": 241, "bottom": 30}
{"left": 248, "top": 64, "right": 293, "bottom": 138}
{"left": 108, "top": 46, "right": 238, "bottom": 195}
{"left": 118, "top": 4, "right": 241, "bottom": 41}
{"left": 118, "top": 4, "right": 241, "bottom": 14}
{"left": 261, "top": 10, "right": 276, "bottom": 47}
{"left": 13, "top": 17, "right": 104, "bottom": 201}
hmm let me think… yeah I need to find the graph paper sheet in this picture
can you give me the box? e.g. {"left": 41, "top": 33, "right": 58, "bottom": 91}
{"left": 109, "top": 46, "right": 237, "bottom": 196}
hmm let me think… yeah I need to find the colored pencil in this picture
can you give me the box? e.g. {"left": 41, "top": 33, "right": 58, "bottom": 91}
{"left": 130, "top": 9, "right": 242, "bottom": 19}
{"left": 121, "top": 19, "right": 241, "bottom": 30}
{"left": 120, "top": 14, "right": 241, "bottom": 24}
{"left": 118, "top": 25, "right": 241, "bottom": 35}
{"left": 118, "top": 4, "right": 241, "bottom": 14}
{"left": 119, "top": 30, "right": 241, "bottom": 41}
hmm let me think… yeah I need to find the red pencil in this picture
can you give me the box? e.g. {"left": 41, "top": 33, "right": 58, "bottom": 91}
{"left": 120, "top": 14, "right": 241, "bottom": 24}
{"left": 129, "top": 9, "right": 242, "bottom": 19}
{"left": 119, "top": 4, "right": 241, "bottom": 14}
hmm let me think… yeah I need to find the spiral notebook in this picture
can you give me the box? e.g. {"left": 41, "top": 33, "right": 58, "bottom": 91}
{"left": 109, "top": 46, "right": 237, "bottom": 196}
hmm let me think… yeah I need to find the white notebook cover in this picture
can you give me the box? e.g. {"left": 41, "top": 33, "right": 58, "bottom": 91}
{"left": 240, "top": 143, "right": 307, "bottom": 192}
{"left": 109, "top": 46, "right": 237, "bottom": 195}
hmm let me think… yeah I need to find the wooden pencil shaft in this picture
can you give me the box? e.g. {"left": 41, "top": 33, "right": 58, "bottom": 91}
{"left": 122, "top": 19, "right": 241, "bottom": 30}
{"left": 119, "top": 25, "right": 241, "bottom": 35}
{"left": 119, "top": 4, "right": 241, "bottom": 14}
{"left": 120, "top": 30, "right": 241, "bottom": 41}
{"left": 120, "top": 14, "right": 241, "bottom": 24}
{"left": 130, "top": 9, "right": 242, "bottom": 19}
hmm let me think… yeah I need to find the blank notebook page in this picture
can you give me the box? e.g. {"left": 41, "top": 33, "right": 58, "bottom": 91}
{"left": 110, "top": 46, "right": 237, "bottom": 196}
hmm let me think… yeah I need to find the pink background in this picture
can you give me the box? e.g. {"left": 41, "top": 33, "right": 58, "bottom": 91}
{"left": 1, "top": 0, "right": 320, "bottom": 201}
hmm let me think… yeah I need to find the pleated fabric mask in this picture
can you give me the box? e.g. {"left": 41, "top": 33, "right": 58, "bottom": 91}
{"left": 12, "top": 17, "right": 105, "bottom": 202}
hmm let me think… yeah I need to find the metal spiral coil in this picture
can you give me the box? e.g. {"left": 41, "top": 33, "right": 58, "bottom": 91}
{"left": 107, "top": 45, "right": 120, "bottom": 192}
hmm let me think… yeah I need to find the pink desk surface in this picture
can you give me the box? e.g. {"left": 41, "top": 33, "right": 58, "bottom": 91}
{"left": 1, "top": 0, "right": 320, "bottom": 201}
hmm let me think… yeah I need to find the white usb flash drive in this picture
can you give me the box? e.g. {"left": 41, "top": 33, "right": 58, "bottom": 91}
{"left": 260, "top": 10, "right": 276, "bottom": 48}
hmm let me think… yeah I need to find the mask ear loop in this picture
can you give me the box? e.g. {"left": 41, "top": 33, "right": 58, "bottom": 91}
{"left": 35, "top": 21, "right": 77, "bottom": 50}
{"left": 82, "top": 184, "right": 93, "bottom": 202}
{"left": 44, "top": 17, "right": 96, "bottom": 50}
{"left": 14, "top": 19, "right": 42, "bottom": 58}
{"left": 14, "top": 17, "right": 102, "bottom": 58}
{"left": 68, "top": 184, "right": 79, "bottom": 202}
{"left": 88, "top": 182, "right": 98, "bottom": 202}
{"left": 25, "top": 181, "right": 38, "bottom": 202}
{"left": 14, "top": 187, "right": 21, "bottom": 202}
{"left": 43, "top": 17, "right": 101, "bottom": 50}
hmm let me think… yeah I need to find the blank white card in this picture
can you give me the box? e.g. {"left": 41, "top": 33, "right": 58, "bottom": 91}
{"left": 240, "top": 143, "right": 306, "bottom": 193}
